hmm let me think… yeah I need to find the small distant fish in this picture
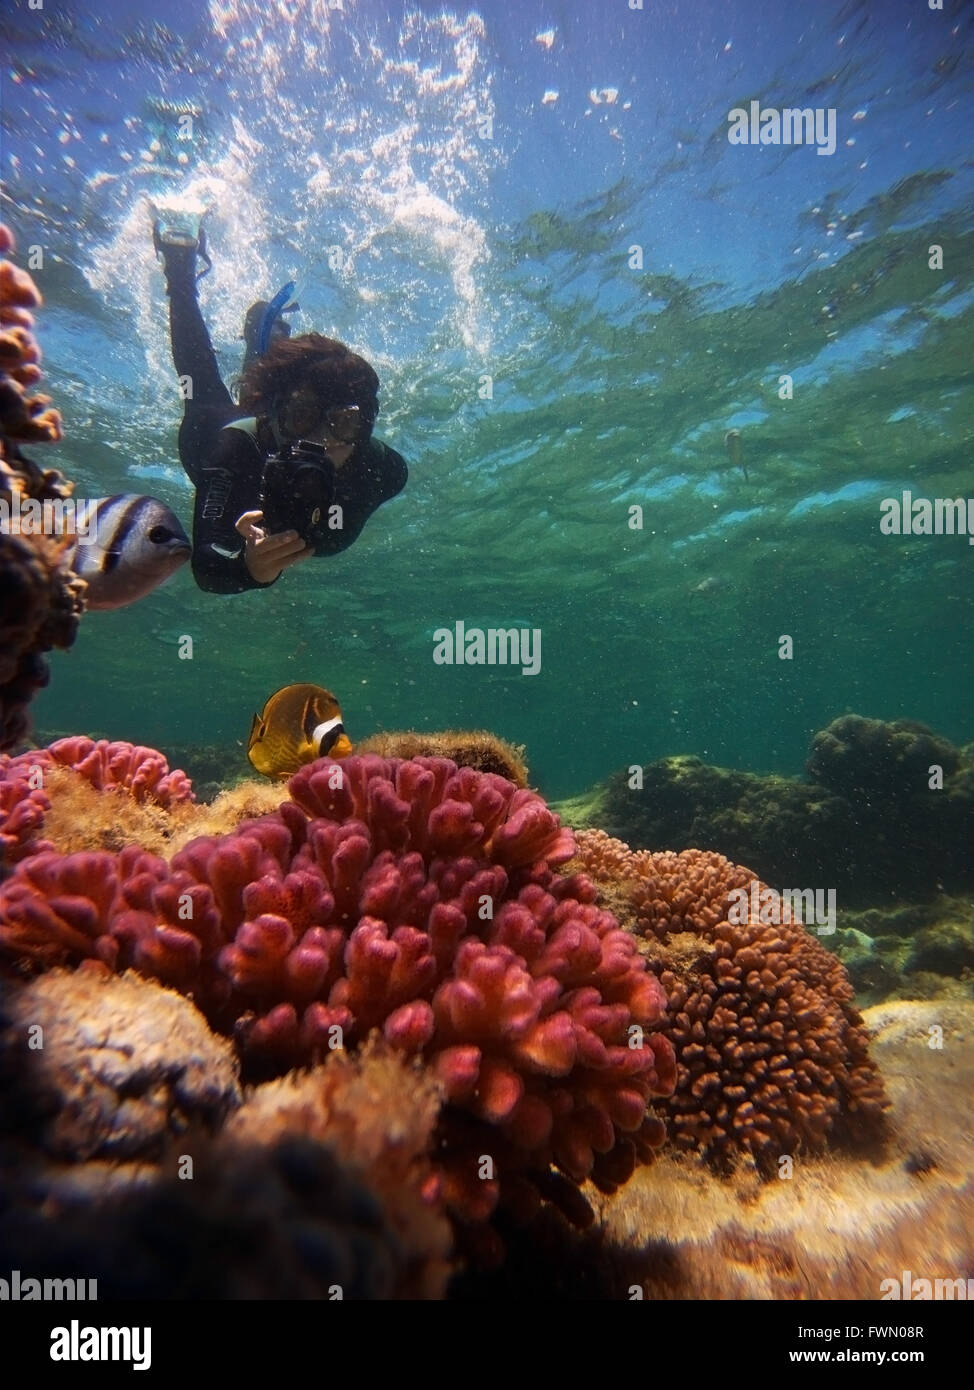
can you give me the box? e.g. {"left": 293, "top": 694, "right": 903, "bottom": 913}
{"left": 724, "top": 428, "right": 748, "bottom": 482}
{"left": 690, "top": 575, "right": 727, "bottom": 600}
{"left": 70, "top": 495, "right": 191, "bottom": 610}
{"left": 248, "top": 683, "right": 353, "bottom": 779}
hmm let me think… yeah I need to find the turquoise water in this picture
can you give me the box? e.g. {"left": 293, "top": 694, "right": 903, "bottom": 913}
{"left": 4, "top": 0, "right": 972, "bottom": 797}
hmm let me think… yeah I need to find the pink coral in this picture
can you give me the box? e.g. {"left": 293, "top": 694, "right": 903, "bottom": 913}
{"left": 0, "top": 756, "right": 52, "bottom": 869}
{"left": 1, "top": 753, "right": 675, "bottom": 1225}
{"left": 0, "top": 736, "right": 194, "bottom": 870}
{"left": 44, "top": 736, "right": 195, "bottom": 807}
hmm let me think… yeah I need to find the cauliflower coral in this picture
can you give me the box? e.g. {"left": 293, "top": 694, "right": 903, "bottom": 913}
{"left": 1, "top": 750, "right": 676, "bottom": 1226}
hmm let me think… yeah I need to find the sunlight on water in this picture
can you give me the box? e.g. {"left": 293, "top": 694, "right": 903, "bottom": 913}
{"left": 0, "top": 0, "right": 968, "bottom": 795}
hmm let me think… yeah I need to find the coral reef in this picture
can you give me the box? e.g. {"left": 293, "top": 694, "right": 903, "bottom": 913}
{"left": 226, "top": 1039, "right": 451, "bottom": 1297}
{"left": 834, "top": 895, "right": 974, "bottom": 1006}
{"left": 570, "top": 715, "right": 974, "bottom": 904}
{"left": 2, "top": 730, "right": 968, "bottom": 1299}
{"left": 0, "top": 998, "right": 451, "bottom": 1299}
{"left": 357, "top": 729, "right": 529, "bottom": 787}
{"left": 570, "top": 829, "right": 889, "bottom": 1174}
{"left": 0, "top": 752, "right": 676, "bottom": 1233}
{"left": 586, "top": 1000, "right": 974, "bottom": 1299}
{"left": 0, "top": 227, "right": 85, "bottom": 752}
{"left": 0, "top": 737, "right": 196, "bottom": 873}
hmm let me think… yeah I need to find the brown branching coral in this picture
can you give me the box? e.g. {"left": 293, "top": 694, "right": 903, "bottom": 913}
{"left": 0, "top": 226, "right": 85, "bottom": 752}
{"left": 570, "top": 829, "right": 889, "bottom": 1174}
{"left": 590, "top": 1000, "right": 974, "bottom": 1300}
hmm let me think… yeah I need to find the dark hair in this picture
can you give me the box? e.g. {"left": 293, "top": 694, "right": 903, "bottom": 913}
{"left": 238, "top": 333, "right": 380, "bottom": 424}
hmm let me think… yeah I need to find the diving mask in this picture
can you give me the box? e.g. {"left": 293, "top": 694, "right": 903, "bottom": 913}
{"left": 282, "top": 393, "right": 371, "bottom": 446}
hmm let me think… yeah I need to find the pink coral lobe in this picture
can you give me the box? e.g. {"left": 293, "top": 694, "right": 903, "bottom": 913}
{"left": 473, "top": 1057, "right": 524, "bottom": 1122}
{"left": 434, "top": 1044, "right": 482, "bottom": 1101}
{"left": 47, "top": 737, "right": 194, "bottom": 807}
{"left": 384, "top": 999, "right": 436, "bottom": 1051}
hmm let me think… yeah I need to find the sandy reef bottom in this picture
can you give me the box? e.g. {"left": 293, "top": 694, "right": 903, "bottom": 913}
{"left": 2, "top": 975, "right": 971, "bottom": 1299}
{"left": 571, "top": 1000, "right": 974, "bottom": 1299}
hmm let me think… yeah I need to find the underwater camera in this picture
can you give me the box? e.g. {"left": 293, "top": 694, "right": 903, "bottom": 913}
{"left": 261, "top": 440, "right": 335, "bottom": 549}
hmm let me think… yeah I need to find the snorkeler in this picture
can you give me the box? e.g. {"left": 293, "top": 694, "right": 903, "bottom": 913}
{"left": 152, "top": 213, "right": 407, "bottom": 593}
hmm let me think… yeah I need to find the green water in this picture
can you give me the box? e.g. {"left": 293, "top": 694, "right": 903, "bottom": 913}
{"left": 35, "top": 197, "right": 974, "bottom": 799}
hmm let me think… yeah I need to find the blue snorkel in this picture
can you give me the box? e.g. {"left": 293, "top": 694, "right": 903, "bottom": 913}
{"left": 257, "top": 281, "right": 298, "bottom": 357}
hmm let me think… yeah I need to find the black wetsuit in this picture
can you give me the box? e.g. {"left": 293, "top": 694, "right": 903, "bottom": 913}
{"left": 162, "top": 250, "right": 407, "bottom": 594}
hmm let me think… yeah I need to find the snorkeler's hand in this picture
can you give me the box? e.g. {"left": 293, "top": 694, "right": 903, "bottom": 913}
{"left": 235, "top": 511, "right": 310, "bottom": 584}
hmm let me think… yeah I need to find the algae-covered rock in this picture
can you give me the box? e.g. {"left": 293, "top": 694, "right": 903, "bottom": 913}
{"left": 357, "top": 728, "right": 529, "bottom": 786}
{"left": 579, "top": 715, "right": 974, "bottom": 905}
{"left": 906, "top": 915, "right": 974, "bottom": 977}
{"left": 807, "top": 714, "right": 960, "bottom": 798}
{"left": 833, "top": 895, "right": 974, "bottom": 1006}
{"left": 833, "top": 926, "right": 901, "bottom": 1000}
{"left": 0, "top": 967, "right": 240, "bottom": 1163}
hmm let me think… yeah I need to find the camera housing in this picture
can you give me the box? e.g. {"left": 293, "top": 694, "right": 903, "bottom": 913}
{"left": 260, "top": 439, "right": 335, "bottom": 550}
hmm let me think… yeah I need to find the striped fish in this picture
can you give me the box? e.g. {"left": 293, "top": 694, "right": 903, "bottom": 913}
{"left": 70, "top": 494, "right": 191, "bottom": 610}
{"left": 248, "top": 684, "right": 353, "bottom": 778}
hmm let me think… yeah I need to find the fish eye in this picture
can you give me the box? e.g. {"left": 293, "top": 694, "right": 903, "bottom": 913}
{"left": 148, "top": 525, "right": 172, "bottom": 543}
